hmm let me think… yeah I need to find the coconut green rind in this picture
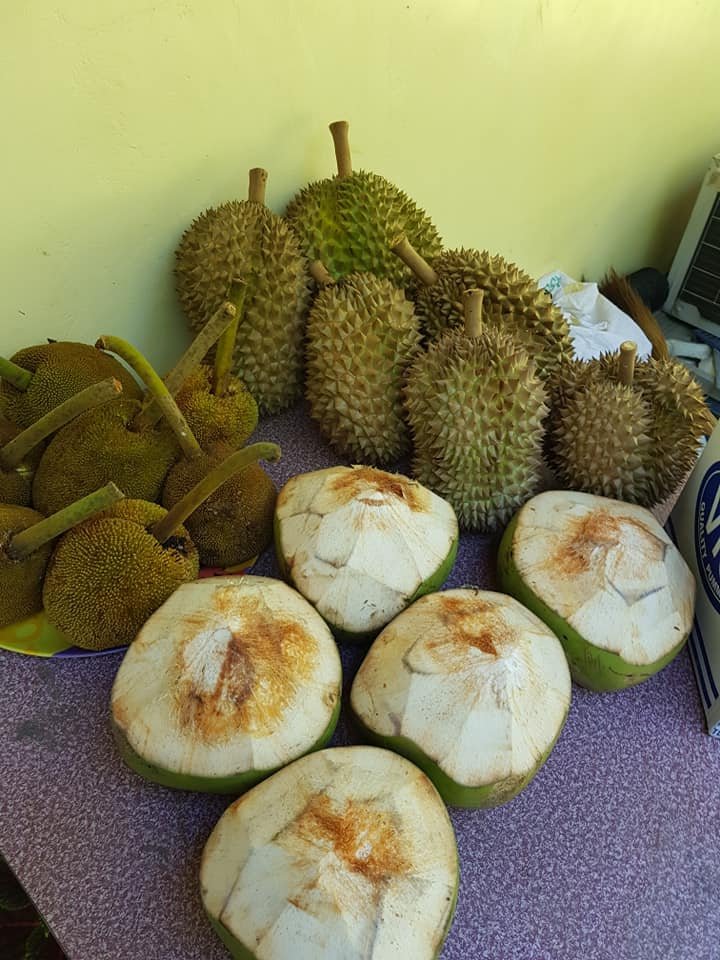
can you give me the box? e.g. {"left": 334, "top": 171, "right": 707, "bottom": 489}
{"left": 273, "top": 524, "right": 459, "bottom": 645}
{"left": 111, "top": 694, "right": 341, "bottom": 795}
{"left": 497, "top": 514, "right": 688, "bottom": 692}
{"left": 351, "top": 706, "right": 567, "bottom": 809}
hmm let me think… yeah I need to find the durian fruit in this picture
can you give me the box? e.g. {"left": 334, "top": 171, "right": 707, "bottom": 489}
{"left": 285, "top": 120, "right": 442, "bottom": 284}
{"left": 0, "top": 378, "right": 121, "bottom": 506}
{"left": 304, "top": 261, "right": 421, "bottom": 463}
{"left": 31, "top": 336, "right": 202, "bottom": 515}
{"left": 175, "top": 168, "right": 310, "bottom": 414}
{"left": 547, "top": 341, "right": 714, "bottom": 506}
{"left": 351, "top": 589, "right": 571, "bottom": 807}
{"left": 0, "top": 482, "right": 123, "bottom": 628}
{"left": 393, "top": 238, "right": 573, "bottom": 379}
{"left": 275, "top": 466, "right": 458, "bottom": 641}
{"left": 111, "top": 576, "right": 342, "bottom": 793}
{"left": 200, "top": 746, "right": 459, "bottom": 960}
{"left": 405, "top": 289, "right": 548, "bottom": 532}
{"left": 0, "top": 342, "right": 142, "bottom": 429}
{"left": 498, "top": 490, "right": 695, "bottom": 690}
{"left": 162, "top": 442, "right": 281, "bottom": 569}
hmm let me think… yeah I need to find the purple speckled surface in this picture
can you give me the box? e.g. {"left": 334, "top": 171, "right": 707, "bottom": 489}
{"left": 1, "top": 402, "right": 720, "bottom": 960}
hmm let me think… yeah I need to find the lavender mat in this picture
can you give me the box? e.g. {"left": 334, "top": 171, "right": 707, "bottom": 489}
{"left": 1, "top": 403, "right": 719, "bottom": 960}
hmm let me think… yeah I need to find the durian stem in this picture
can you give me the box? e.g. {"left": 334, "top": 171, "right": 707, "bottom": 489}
{"left": 329, "top": 121, "right": 352, "bottom": 179}
{"left": 391, "top": 236, "right": 438, "bottom": 286}
{"left": 619, "top": 341, "right": 637, "bottom": 386}
{"left": 248, "top": 168, "right": 268, "bottom": 204}
{"left": 150, "top": 442, "right": 281, "bottom": 544}
{"left": 0, "top": 378, "right": 122, "bottom": 471}
{"left": 309, "top": 261, "right": 335, "bottom": 286}
{"left": 0, "top": 356, "right": 32, "bottom": 392}
{"left": 213, "top": 281, "right": 247, "bottom": 397}
{"left": 7, "top": 482, "right": 124, "bottom": 561}
{"left": 96, "top": 336, "right": 202, "bottom": 459}
{"left": 463, "top": 289, "right": 484, "bottom": 338}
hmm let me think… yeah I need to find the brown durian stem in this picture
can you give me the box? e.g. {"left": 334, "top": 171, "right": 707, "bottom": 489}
{"left": 248, "top": 168, "right": 268, "bottom": 204}
{"left": 7, "top": 482, "right": 124, "bottom": 561}
{"left": 0, "top": 356, "right": 32, "bottom": 392}
{"left": 309, "top": 261, "right": 335, "bottom": 286}
{"left": 391, "top": 236, "right": 439, "bottom": 286}
{"left": 150, "top": 442, "right": 281, "bottom": 544}
{"left": 213, "top": 281, "right": 247, "bottom": 397}
{"left": 96, "top": 336, "right": 202, "bottom": 459}
{"left": 329, "top": 121, "right": 352, "bottom": 179}
{"left": 0, "top": 378, "right": 122, "bottom": 471}
{"left": 463, "top": 289, "right": 484, "bottom": 338}
{"left": 619, "top": 341, "right": 637, "bottom": 386}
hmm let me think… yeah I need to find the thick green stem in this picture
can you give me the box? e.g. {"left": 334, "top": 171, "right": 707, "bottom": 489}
{"left": 391, "top": 236, "right": 438, "bottom": 286}
{"left": 96, "top": 336, "right": 202, "bottom": 459}
{"left": 0, "top": 378, "right": 122, "bottom": 471}
{"left": 0, "top": 356, "right": 33, "bottom": 392}
{"left": 329, "top": 121, "right": 352, "bottom": 179}
{"left": 463, "top": 289, "right": 484, "bottom": 339}
{"left": 213, "top": 281, "right": 247, "bottom": 397}
{"left": 150, "top": 442, "right": 281, "bottom": 544}
{"left": 7, "top": 482, "right": 124, "bottom": 561}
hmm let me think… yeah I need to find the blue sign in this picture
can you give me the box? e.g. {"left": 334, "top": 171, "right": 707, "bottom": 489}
{"left": 695, "top": 462, "right": 720, "bottom": 615}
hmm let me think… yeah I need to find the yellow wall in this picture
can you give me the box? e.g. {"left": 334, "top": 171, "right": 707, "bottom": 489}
{"left": 3, "top": 0, "right": 720, "bottom": 370}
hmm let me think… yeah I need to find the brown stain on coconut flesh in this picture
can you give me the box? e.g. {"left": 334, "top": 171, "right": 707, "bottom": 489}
{"left": 330, "top": 466, "right": 424, "bottom": 512}
{"left": 424, "top": 594, "right": 514, "bottom": 663}
{"left": 175, "top": 587, "right": 318, "bottom": 742}
{"left": 551, "top": 510, "right": 664, "bottom": 578}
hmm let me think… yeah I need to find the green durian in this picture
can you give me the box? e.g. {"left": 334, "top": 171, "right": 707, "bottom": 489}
{"left": 304, "top": 263, "right": 421, "bottom": 464}
{"left": 285, "top": 121, "right": 442, "bottom": 284}
{"left": 175, "top": 168, "right": 310, "bottom": 414}
{"left": 394, "top": 240, "right": 573, "bottom": 379}
{"left": 405, "top": 289, "right": 548, "bottom": 532}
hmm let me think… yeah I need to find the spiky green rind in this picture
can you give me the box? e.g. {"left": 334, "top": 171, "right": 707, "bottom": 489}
{"left": 405, "top": 327, "right": 548, "bottom": 532}
{"left": 352, "top": 706, "right": 567, "bottom": 808}
{"left": 0, "top": 420, "right": 43, "bottom": 507}
{"left": 0, "top": 505, "right": 52, "bottom": 628}
{"left": 174, "top": 365, "right": 258, "bottom": 450}
{"left": 32, "top": 400, "right": 179, "bottom": 515}
{"left": 0, "top": 342, "right": 142, "bottom": 429}
{"left": 113, "top": 692, "right": 341, "bottom": 794}
{"left": 497, "top": 513, "right": 688, "bottom": 690}
{"left": 175, "top": 201, "right": 310, "bottom": 415}
{"left": 286, "top": 170, "right": 442, "bottom": 284}
{"left": 305, "top": 273, "right": 421, "bottom": 463}
{"left": 407, "top": 249, "right": 572, "bottom": 378}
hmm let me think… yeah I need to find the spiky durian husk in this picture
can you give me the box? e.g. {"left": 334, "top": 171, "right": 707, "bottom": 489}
{"left": 405, "top": 327, "right": 548, "bottom": 532}
{"left": 175, "top": 201, "right": 310, "bottom": 415}
{"left": 305, "top": 274, "right": 421, "bottom": 464}
{"left": 407, "top": 249, "right": 573, "bottom": 379}
{"left": 285, "top": 171, "right": 442, "bottom": 285}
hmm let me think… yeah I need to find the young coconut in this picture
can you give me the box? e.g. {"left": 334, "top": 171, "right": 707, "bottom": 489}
{"left": 0, "top": 482, "right": 124, "bottom": 628}
{"left": 393, "top": 237, "right": 572, "bottom": 379}
{"left": 497, "top": 490, "right": 695, "bottom": 691}
{"left": 351, "top": 589, "right": 571, "bottom": 808}
{"left": 0, "top": 378, "right": 121, "bottom": 507}
{"left": 274, "top": 465, "right": 458, "bottom": 642}
{"left": 200, "top": 746, "right": 459, "bottom": 959}
{"left": 286, "top": 121, "right": 442, "bottom": 284}
{"left": 405, "top": 289, "right": 548, "bottom": 533}
{"left": 111, "top": 576, "right": 341, "bottom": 793}
{"left": 175, "top": 167, "right": 310, "bottom": 414}
{"left": 0, "top": 342, "right": 141, "bottom": 428}
{"left": 43, "top": 442, "right": 280, "bottom": 650}
{"left": 304, "top": 261, "right": 422, "bottom": 464}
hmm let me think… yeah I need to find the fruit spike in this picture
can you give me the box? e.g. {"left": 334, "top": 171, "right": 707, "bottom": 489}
{"left": 391, "top": 235, "right": 439, "bottom": 286}
{"left": 0, "top": 356, "right": 32, "bottom": 391}
{"left": 329, "top": 120, "right": 352, "bottom": 178}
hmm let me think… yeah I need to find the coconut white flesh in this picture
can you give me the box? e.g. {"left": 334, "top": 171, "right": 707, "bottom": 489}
{"left": 275, "top": 466, "right": 458, "bottom": 634}
{"left": 111, "top": 577, "right": 341, "bottom": 779}
{"left": 509, "top": 490, "right": 695, "bottom": 665}
{"left": 351, "top": 590, "right": 571, "bottom": 789}
{"left": 200, "top": 746, "right": 458, "bottom": 960}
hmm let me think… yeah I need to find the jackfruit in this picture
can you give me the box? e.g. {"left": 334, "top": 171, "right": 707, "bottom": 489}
{"left": 174, "top": 365, "right": 258, "bottom": 450}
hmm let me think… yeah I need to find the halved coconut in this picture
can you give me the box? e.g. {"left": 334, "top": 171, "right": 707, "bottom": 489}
{"left": 498, "top": 490, "right": 695, "bottom": 691}
{"left": 111, "top": 576, "right": 342, "bottom": 793}
{"left": 200, "top": 745, "right": 459, "bottom": 960}
{"left": 274, "top": 465, "right": 458, "bottom": 641}
{"left": 351, "top": 589, "right": 571, "bottom": 808}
